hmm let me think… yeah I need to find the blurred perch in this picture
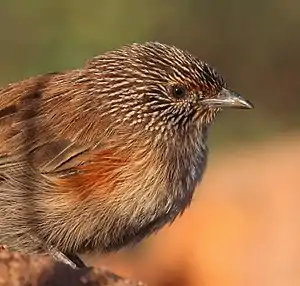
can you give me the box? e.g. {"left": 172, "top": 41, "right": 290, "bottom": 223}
{"left": 0, "top": 249, "right": 145, "bottom": 286}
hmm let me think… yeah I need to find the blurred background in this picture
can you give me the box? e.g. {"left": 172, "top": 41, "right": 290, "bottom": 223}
{"left": 1, "top": 1, "right": 300, "bottom": 285}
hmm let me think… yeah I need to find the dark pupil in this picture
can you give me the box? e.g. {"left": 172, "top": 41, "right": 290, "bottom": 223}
{"left": 173, "top": 86, "right": 186, "bottom": 99}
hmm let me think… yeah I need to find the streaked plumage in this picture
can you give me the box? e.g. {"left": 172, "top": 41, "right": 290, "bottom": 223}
{"left": 0, "top": 42, "right": 253, "bottom": 268}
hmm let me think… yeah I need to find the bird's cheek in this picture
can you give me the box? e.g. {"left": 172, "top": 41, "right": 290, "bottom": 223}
{"left": 193, "top": 107, "right": 216, "bottom": 125}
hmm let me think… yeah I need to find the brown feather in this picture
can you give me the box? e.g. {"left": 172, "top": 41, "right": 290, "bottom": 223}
{"left": 0, "top": 42, "right": 251, "bottom": 264}
{"left": 49, "top": 148, "right": 129, "bottom": 201}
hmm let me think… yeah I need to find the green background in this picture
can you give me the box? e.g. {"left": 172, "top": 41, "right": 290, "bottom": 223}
{"left": 1, "top": 0, "right": 299, "bottom": 148}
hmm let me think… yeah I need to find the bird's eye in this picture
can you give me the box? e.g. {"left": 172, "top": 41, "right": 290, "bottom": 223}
{"left": 171, "top": 85, "right": 187, "bottom": 99}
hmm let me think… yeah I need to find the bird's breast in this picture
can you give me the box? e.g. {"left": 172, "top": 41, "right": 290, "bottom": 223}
{"left": 42, "top": 139, "right": 208, "bottom": 253}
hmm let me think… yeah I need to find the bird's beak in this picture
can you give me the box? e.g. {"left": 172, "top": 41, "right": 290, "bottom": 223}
{"left": 202, "top": 88, "right": 254, "bottom": 109}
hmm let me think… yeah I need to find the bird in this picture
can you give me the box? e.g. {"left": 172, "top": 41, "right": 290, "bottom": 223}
{"left": 0, "top": 42, "right": 253, "bottom": 269}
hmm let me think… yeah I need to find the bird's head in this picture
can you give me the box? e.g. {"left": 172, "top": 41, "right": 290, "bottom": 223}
{"left": 87, "top": 42, "right": 253, "bottom": 143}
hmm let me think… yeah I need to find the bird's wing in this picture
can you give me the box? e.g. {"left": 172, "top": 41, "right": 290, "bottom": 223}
{"left": 24, "top": 140, "right": 92, "bottom": 175}
{"left": 0, "top": 71, "right": 109, "bottom": 176}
